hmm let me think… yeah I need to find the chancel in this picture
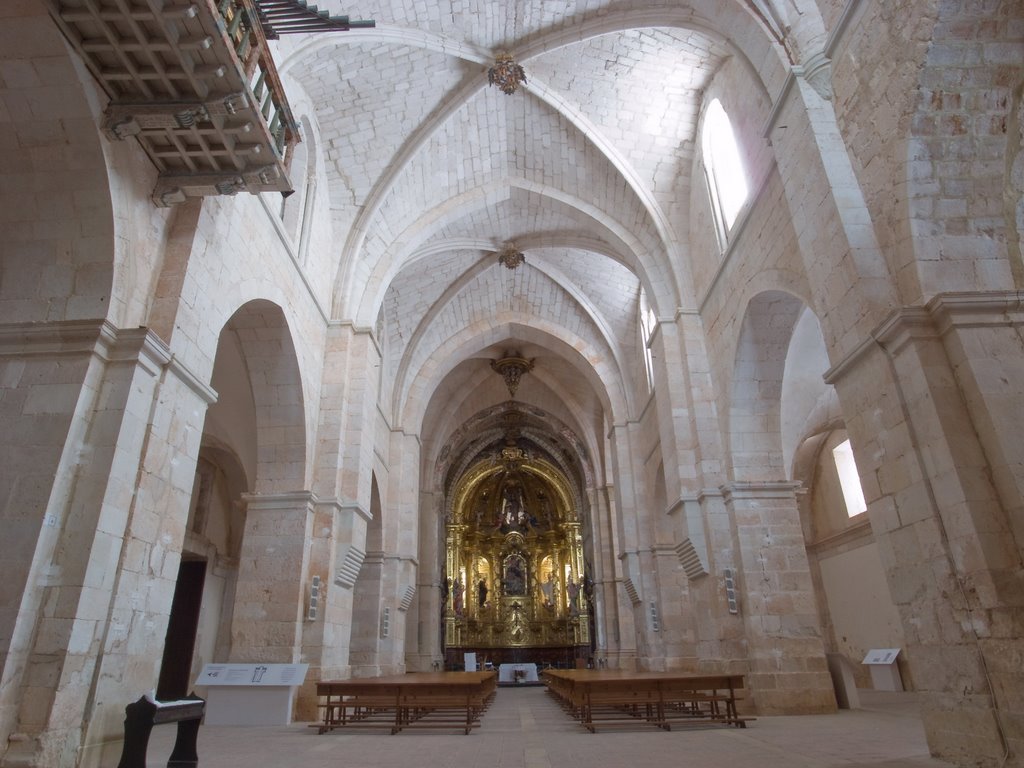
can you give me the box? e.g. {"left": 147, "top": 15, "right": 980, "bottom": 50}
{"left": 444, "top": 404, "right": 592, "bottom": 671}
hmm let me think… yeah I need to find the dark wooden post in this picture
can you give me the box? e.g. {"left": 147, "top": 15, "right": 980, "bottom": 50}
{"left": 117, "top": 693, "right": 205, "bottom": 768}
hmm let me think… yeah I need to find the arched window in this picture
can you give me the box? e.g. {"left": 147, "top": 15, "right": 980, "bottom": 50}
{"left": 701, "top": 99, "right": 748, "bottom": 244}
{"left": 832, "top": 438, "right": 867, "bottom": 517}
{"left": 639, "top": 287, "right": 656, "bottom": 393}
{"left": 280, "top": 116, "right": 317, "bottom": 263}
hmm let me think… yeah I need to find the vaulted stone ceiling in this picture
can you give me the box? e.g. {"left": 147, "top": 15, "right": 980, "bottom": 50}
{"left": 273, "top": 1, "right": 770, "bottom": 470}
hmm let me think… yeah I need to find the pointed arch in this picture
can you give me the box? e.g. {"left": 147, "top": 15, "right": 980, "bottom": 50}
{"left": 215, "top": 300, "right": 308, "bottom": 493}
{"left": 728, "top": 290, "right": 807, "bottom": 481}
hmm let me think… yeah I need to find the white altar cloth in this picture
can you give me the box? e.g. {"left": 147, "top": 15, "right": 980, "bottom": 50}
{"left": 498, "top": 663, "right": 539, "bottom": 683}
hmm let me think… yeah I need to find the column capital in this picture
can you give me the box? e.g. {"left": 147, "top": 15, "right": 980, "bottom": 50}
{"left": 720, "top": 480, "right": 802, "bottom": 502}
{"left": 241, "top": 490, "right": 317, "bottom": 511}
{"left": 671, "top": 488, "right": 727, "bottom": 508}
{"left": 825, "top": 291, "right": 1024, "bottom": 385}
{"left": 0, "top": 320, "right": 217, "bottom": 404}
{"left": 327, "top": 318, "right": 382, "bottom": 357}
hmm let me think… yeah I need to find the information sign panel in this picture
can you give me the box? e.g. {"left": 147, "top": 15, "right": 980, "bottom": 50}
{"left": 196, "top": 663, "right": 308, "bottom": 687}
{"left": 195, "top": 664, "right": 309, "bottom": 725}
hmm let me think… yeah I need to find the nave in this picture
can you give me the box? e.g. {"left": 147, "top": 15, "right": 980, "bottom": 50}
{"left": 145, "top": 687, "right": 951, "bottom": 768}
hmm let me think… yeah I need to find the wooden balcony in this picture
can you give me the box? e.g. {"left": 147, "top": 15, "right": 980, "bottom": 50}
{"left": 50, "top": 0, "right": 304, "bottom": 206}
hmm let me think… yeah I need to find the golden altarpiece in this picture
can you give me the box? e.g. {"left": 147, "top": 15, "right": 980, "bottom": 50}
{"left": 443, "top": 442, "right": 592, "bottom": 667}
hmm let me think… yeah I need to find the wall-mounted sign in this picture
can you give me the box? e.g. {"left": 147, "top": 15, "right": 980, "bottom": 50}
{"left": 196, "top": 663, "right": 309, "bottom": 687}
{"left": 861, "top": 649, "right": 900, "bottom": 665}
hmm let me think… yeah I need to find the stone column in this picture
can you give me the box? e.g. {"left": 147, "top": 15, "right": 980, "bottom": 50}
{"left": 321, "top": 499, "right": 370, "bottom": 675}
{"left": 298, "top": 322, "right": 378, "bottom": 703}
{"left": 825, "top": 294, "right": 1024, "bottom": 765}
{"left": 296, "top": 495, "right": 333, "bottom": 719}
{"left": 644, "top": 318, "right": 703, "bottom": 670}
{"left": 295, "top": 496, "right": 368, "bottom": 718}
{"left": 721, "top": 481, "right": 836, "bottom": 715}
{"left": 348, "top": 551, "right": 383, "bottom": 677}
{"left": 586, "top": 485, "right": 637, "bottom": 670}
{"left": 649, "top": 313, "right": 724, "bottom": 501}
{"left": 413, "top": 490, "right": 444, "bottom": 671}
{"left": 0, "top": 320, "right": 215, "bottom": 768}
{"left": 0, "top": 321, "right": 109, "bottom": 752}
{"left": 376, "top": 553, "right": 416, "bottom": 675}
{"left": 231, "top": 492, "right": 315, "bottom": 663}
{"left": 608, "top": 422, "right": 661, "bottom": 667}
{"left": 82, "top": 355, "right": 214, "bottom": 768}
{"left": 378, "top": 429, "right": 421, "bottom": 674}
{"left": 764, "top": 62, "right": 897, "bottom": 360}
{"left": 335, "top": 325, "right": 382, "bottom": 510}
{"left": 686, "top": 489, "right": 750, "bottom": 671}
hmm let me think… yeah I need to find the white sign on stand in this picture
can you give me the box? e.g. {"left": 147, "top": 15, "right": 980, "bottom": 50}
{"left": 196, "top": 664, "right": 309, "bottom": 726}
{"left": 862, "top": 648, "right": 903, "bottom": 692}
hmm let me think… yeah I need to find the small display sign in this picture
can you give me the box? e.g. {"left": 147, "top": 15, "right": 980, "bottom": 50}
{"left": 196, "top": 663, "right": 309, "bottom": 687}
{"left": 862, "top": 648, "right": 900, "bottom": 665}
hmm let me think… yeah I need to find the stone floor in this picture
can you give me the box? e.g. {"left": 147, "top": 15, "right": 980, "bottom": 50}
{"left": 145, "top": 687, "right": 955, "bottom": 768}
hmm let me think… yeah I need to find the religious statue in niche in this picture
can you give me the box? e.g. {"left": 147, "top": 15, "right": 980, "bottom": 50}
{"left": 540, "top": 571, "right": 558, "bottom": 608}
{"left": 477, "top": 578, "right": 489, "bottom": 608}
{"left": 566, "top": 576, "right": 580, "bottom": 615}
{"left": 535, "top": 491, "right": 554, "bottom": 528}
{"left": 452, "top": 578, "right": 464, "bottom": 615}
{"left": 503, "top": 555, "right": 527, "bottom": 596}
{"left": 508, "top": 601, "right": 526, "bottom": 643}
{"left": 474, "top": 491, "right": 492, "bottom": 528}
{"left": 500, "top": 480, "right": 527, "bottom": 529}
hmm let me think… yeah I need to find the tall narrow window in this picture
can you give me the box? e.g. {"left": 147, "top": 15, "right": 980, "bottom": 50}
{"left": 701, "top": 99, "right": 748, "bottom": 242}
{"left": 832, "top": 438, "right": 867, "bottom": 517}
{"left": 280, "top": 116, "right": 317, "bottom": 264}
{"left": 639, "top": 288, "right": 656, "bottom": 393}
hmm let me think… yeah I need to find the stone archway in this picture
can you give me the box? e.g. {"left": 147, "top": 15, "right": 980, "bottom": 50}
{"left": 186, "top": 300, "right": 311, "bottom": 669}
{"left": 723, "top": 291, "right": 836, "bottom": 715}
{"left": 729, "top": 290, "right": 807, "bottom": 482}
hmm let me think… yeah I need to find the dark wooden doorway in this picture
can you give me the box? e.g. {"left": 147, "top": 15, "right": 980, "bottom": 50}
{"left": 156, "top": 558, "right": 207, "bottom": 700}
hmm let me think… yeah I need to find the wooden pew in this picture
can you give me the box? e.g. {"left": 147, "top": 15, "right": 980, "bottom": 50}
{"left": 659, "top": 674, "right": 748, "bottom": 727}
{"left": 580, "top": 676, "right": 667, "bottom": 732}
{"left": 315, "top": 680, "right": 403, "bottom": 733}
{"left": 395, "top": 675, "right": 495, "bottom": 734}
{"left": 315, "top": 672, "right": 496, "bottom": 735}
{"left": 543, "top": 670, "right": 751, "bottom": 732}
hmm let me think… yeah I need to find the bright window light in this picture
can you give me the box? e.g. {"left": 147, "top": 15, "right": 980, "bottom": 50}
{"left": 639, "top": 288, "right": 656, "bottom": 392}
{"left": 832, "top": 438, "right": 867, "bottom": 517}
{"left": 701, "top": 99, "right": 749, "bottom": 232}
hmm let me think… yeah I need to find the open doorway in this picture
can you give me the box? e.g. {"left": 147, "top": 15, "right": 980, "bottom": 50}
{"left": 156, "top": 559, "right": 208, "bottom": 699}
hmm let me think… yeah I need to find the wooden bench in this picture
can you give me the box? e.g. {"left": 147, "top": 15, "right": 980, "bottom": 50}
{"left": 658, "top": 674, "right": 748, "bottom": 727}
{"left": 543, "top": 670, "right": 751, "bottom": 732}
{"left": 581, "top": 677, "right": 668, "bottom": 732}
{"left": 315, "top": 681, "right": 404, "bottom": 733}
{"left": 396, "top": 679, "right": 494, "bottom": 734}
{"left": 315, "top": 672, "right": 496, "bottom": 735}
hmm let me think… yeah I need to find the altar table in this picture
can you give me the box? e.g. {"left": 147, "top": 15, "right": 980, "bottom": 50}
{"left": 498, "top": 663, "right": 539, "bottom": 684}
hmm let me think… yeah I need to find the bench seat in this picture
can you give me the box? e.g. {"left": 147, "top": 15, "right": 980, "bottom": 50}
{"left": 543, "top": 670, "right": 752, "bottom": 732}
{"left": 315, "top": 672, "right": 496, "bottom": 735}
